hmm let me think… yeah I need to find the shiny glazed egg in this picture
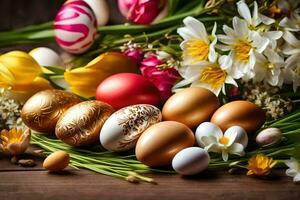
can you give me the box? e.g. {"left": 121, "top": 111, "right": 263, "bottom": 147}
{"left": 54, "top": 0, "right": 97, "bottom": 54}
{"left": 135, "top": 121, "right": 195, "bottom": 167}
{"left": 100, "top": 104, "right": 162, "bottom": 151}
{"left": 55, "top": 100, "right": 114, "bottom": 146}
{"left": 211, "top": 100, "right": 266, "bottom": 133}
{"left": 96, "top": 73, "right": 161, "bottom": 109}
{"left": 162, "top": 87, "right": 220, "bottom": 129}
{"left": 21, "top": 89, "right": 82, "bottom": 133}
{"left": 172, "top": 147, "right": 210, "bottom": 175}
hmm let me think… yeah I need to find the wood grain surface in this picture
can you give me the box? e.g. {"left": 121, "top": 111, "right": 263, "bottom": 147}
{"left": 0, "top": 151, "right": 299, "bottom": 200}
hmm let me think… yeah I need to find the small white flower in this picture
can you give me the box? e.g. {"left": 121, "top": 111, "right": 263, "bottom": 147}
{"left": 173, "top": 54, "right": 237, "bottom": 96}
{"left": 218, "top": 17, "right": 269, "bottom": 79}
{"left": 282, "top": 31, "right": 300, "bottom": 91}
{"left": 285, "top": 157, "right": 300, "bottom": 183}
{"left": 279, "top": 8, "right": 300, "bottom": 31}
{"left": 195, "top": 122, "right": 248, "bottom": 161}
{"left": 177, "top": 16, "right": 217, "bottom": 64}
{"left": 237, "top": 0, "right": 282, "bottom": 49}
{"left": 253, "top": 48, "right": 285, "bottom": 87}
{"left": 237, "top": 0, "right": 275, "bottom": 28}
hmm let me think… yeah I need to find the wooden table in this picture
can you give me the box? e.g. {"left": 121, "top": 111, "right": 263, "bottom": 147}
{"left": 0, "top": 151, "right": 299, "bottom": 200}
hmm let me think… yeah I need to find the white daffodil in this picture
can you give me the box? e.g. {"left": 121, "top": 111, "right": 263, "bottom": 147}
{"left": 279, "top": 8, "right": 300, "bottom": 31}
{"left": 285, "top": 157, "right": 300, "bottom": 183}
{"left": 282, "top": 31, "right": 300, "bottom": 91}
{"left": 218, "top": 17, "right": 269, "bottom": 80}
{"left": 173, "top": 54, "right": 237, "bottom": 96}
{"left": 195, "top": 122, "right": 248, "bottom": 161}
{"left": 237, "top": 0, "right": 282, "bottom": 49}
{"left": 253, "top": 48, "right": 285, "bottom": 87}
{"left": 237, "top": 0, "right": 275, "bottom": 28}
{"left": 177, "top": 16, "right": 217, "bottom": 64}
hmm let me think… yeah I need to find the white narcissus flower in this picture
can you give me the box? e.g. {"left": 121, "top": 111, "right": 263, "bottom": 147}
{"left": 173, "top": 54, "right": 237, "bottom": 96}
{"left": 280, "top": 8, "right": 300, "bottom": 31}
{"left": 177, "top": 16, "right": 217, "bottom": 64}
{"left": 237, "top": 0, "right": 282, "bottom": 49}
{"left": 253, "top": 48, "right": 285, "bottom": 87}
{"left": 282, "top": 31, "right": 300, "bottom": 91}
{"left": 195, "top": 122, "right": 248, "bottom": 161}
{"left": 217, "top": 17, "right": 269, "bottom": 80}
{"left": 285, "top": 157, "right": 300, "bottom": 183}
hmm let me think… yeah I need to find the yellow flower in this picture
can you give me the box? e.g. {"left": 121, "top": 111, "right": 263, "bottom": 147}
{"left": 0, "top": 128, "right": 31, "bottom": 156}
{"left": 0, "top": 51, "right": 52, "bottom": 102}
{"left": 64, "top": 52, "right": 138, "bottom": 98}
{"left": 247, "top": 154, "right": 277, "bottom": 176}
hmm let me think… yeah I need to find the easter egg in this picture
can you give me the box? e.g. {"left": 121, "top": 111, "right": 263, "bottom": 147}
{"left": 21, "top": 89, "right": 82, "bottom": 133}
{"left": 55, "top": 100, "right": 114, "bottom": 146}
{"left": 96, "top": 73, "right": 161, "bottom": 109}
{"left": 135, "top": 121, "right": 195, "bottom": 167}
{"left": 84, "top": 0, "right": 109, "bottom": 26}
{"left": 29, "top": 47, "right": 64, "bottom": 67}
{"left": 43, "top": 151, "right": 70, "bottom": 172}
{"left": 100, "top": 104, "right": 162, "bottom": 151}
{"left": 162, "top": 87, "right": 220, "bottom": 129}
{"left": 172, "top": 147, "right": 210, "bottom": 175}
{"left": 54, "top": 0, "right": 97, "bottom": 54}
{"left": 211, "top": 100, "right": 266, "bottom": 133}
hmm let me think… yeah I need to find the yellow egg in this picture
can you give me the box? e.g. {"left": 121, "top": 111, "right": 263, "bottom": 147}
{"left": 211, "top": 100, "right": 266, "bottom": 133}
{"left": 162, "top": 87, "right": 220, "bottom": 129}
{"left": 21, "top": 89, "right": 82, "bottom": 133}
{"left": 43, "top": 151, "right": 70, "bottom": 172}
{"left": 135, "top": 121, "right": 195, "bottom": 167}
{"left": 55, "top": 100, "right": 114, "bottom": 146}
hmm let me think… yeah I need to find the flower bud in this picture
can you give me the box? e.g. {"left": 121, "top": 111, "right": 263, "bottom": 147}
{"left": 123, "top": 48, "right": 144, "bottom": 64}
{"left": 118, "top": 0, "right": 167, "bottom": 24}
{"left": 256, "top": 128, "right": 282, "bottom": 147}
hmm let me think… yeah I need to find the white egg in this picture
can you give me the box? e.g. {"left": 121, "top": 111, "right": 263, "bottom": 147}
{"left": 84, "top": 0, "right": 109, "bottom": 26}
{"left": 100, "top": 104, "right": 161, "bottom": 151}
{"left": 256, "top": 128, "right": 282, "bottom": 147}
{"left": 172, "top": 147, "right": 210, "bottom": 175}
{"left": 195, "top": 122, "right": 222, "bottom": 147}
{"left": 29, "top": 47, "right": 64, "bottom": 67}
{"left": 224, "top": 126, "right": 248, "bottom": 147}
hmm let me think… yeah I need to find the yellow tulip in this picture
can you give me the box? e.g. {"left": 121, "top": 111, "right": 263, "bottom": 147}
{"left": 64, "top": 52, "right": 138, "bottom": 98}
{"left": 0, "top": 51, "right": 52, "bottom": 101}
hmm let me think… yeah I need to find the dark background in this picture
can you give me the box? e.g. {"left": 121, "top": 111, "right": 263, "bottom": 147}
{"left": 0, "top": 0, "right": 124, "bottom": 31}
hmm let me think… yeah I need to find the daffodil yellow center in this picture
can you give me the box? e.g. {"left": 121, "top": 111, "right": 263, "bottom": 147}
{"left": 219, "top": 136, "right": 229, "bottom": 145}
{"left": 186, "top": 39, "right": 209, "bottom": 62}
{"left": 0, "top": 128, "right": 22, "bottom": 145}
{"left": 199, "top": 65, "right": 227, "bottom": 89}
{"left": 234, "top": 40, "right": 252, "bottom": 62}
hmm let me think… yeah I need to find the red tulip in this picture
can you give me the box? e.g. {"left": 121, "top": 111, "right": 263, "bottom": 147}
{"left": 140, "top": 54, "right": 180, "bottom": 101}
{"left": 118, "top": 0, "right": 167, "bottom": 24}
{"left": 123, "top": 48, "right": 144, "bottom": 64}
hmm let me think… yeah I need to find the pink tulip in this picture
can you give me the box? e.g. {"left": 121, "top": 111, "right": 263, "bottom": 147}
{"left": 118, "top": 0, "right": 166, "bottom": 24}
{"left": 123, "top": 48, "right": 144, "bottom": 64}
{"left": 140, "top": 54, "right": 180, "bottom": 101}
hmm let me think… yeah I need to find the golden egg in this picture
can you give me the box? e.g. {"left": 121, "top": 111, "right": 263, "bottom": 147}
{"left": 55, "top": 100, "right": 114, "bottom": 146}
{"left": 135, "top": 121, "right": 195, "bottom": 167}
{"left": 211, "top": 100, "right": 266, "bottom": 133}
{"left": 21, "top": 89, "right": 82, "bottom": 133}
{"left": 162, "top": 87, "right": 220, "bottom": 129}
{"left": 43, "top": 150, "right": 70, "bottom": 172}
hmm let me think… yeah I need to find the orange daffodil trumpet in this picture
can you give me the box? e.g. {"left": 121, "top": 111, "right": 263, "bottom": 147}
{"left": 0, "top": 128, "right": 31, "bottom": 156}
{"left": 0, "top": 51, "right": 52, "bottom": 102}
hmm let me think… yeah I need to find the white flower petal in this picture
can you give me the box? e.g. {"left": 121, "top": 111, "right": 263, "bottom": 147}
{"left": 177, "top": 27, "right": 198, "bottom": 40}
{"left": 237, "top": 0, "right": 252, "bottom": 25}
{"left": 183, "top": 16, "right": 208, "bottom": 42}
{"left": 233, "top": 17, "right": 249, "bottom": 37}
{"left": 224, "top": 130, "right": 238, "bottom": 146}
{"left": 286, "top": 169, "right": 299, "bottom": 177}
{"left": 259, "top": 13, "right": 275, "bottom": 25}
{"left": 223, "top": 25, "right": 236, "bottom": 38}
{"left": 224, "top": 126, "right": 248, "bottom": 147}
{"left": 294, "top": 174, "right": 300, "bottom": 182}
{"left": 283, "top": 31, "right": 300, "bottom": 47}
{"left": 228, "top": 143, "right": 245, "bottom": 156}
{"left": 285, "top": 157, "right": 299, "bottom": 170}
{"left": 225, "top": 76, "right": 238, "bottom": 87}
{"left": 196, "top": 122, "right": 223, "bottom": 147}
{"left": 222, "top": 150, "right": 229, "bottom": 161}
{"left": 251, "top": 32, "right": 269, "bottom": 53}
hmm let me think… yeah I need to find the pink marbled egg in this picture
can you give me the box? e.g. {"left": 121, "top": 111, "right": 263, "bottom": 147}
{"left": 54, "top": 0, "right": 97, "bottom": 54}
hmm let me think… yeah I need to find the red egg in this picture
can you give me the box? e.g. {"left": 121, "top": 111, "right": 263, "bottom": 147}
{"left": 96, "top": 73, "right": 161, "bottom": 109}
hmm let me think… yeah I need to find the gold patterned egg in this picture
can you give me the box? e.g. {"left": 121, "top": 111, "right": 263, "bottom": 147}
{"left": 21, "top": 89, "right": 82, "bottom": 133}
{"left": 55, "top": 100, "right": 114, "bottom": 146}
